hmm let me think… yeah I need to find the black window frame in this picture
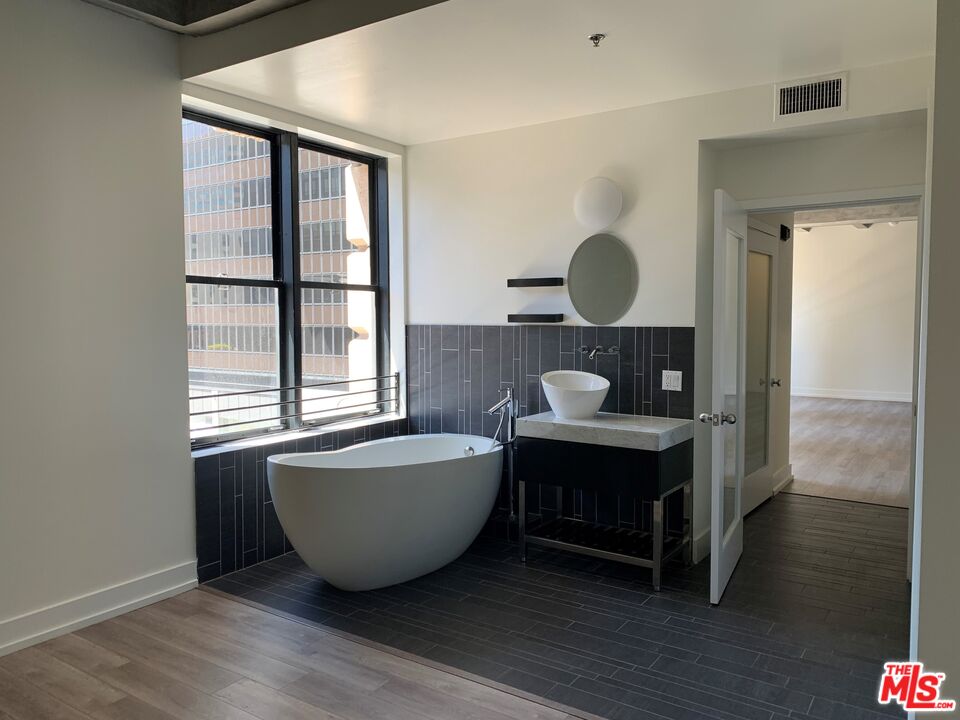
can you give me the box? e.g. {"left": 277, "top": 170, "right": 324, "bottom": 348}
{"left": 183, "top": 110, "right": 391, "bottom": 447}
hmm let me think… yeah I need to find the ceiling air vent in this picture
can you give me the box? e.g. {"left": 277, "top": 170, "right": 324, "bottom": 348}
{"left": 775, "top": 72, "right": 848, "bottom": 119}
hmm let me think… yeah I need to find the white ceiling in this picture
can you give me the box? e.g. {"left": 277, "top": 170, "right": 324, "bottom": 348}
{"left": 794, "top": 201, "right": 920, "bottom": 228}
{"left": 190, "top": 0, "right": 936, "bottom": 146}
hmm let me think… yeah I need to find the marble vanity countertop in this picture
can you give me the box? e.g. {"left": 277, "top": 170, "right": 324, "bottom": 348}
{"left": 517, "top": 411, "right": 693, "bottom": 452}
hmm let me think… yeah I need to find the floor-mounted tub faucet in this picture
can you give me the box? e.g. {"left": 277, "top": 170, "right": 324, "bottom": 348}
{"left": 485, "top": 387, "right": 518, "bottom": 520}
{"left": 486, "top": 394, "right": 512, "bottom": 415}
{"left": 485, "top": 386, "right": 517, "bottom": 448}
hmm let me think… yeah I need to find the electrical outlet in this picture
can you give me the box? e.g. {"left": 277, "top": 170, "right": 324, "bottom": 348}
{"left": 662, "top": 370, "right": 683, "bottom": 392}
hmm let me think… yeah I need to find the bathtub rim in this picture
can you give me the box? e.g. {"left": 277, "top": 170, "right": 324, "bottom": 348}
{"left": 266, "top": 433, "right": 503, "bottom": 471}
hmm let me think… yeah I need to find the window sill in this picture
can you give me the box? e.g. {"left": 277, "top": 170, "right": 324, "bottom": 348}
{"left": 191, "top": 412, "right": 404, "bottom": 459}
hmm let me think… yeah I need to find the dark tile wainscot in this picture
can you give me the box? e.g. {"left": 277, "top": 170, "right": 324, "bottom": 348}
{"left": 193, "top": 417, "right": 407, "bottom": 582}
{"left": 405, "top": 324, "right": 695, "bottom": 534}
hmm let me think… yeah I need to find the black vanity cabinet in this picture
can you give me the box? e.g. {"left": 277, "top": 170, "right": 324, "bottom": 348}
{"left": 515, "top": 412, "right": 694, "bottom": 591}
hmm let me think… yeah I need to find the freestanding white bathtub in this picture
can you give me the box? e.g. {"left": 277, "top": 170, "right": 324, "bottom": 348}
{"left": 266, "top": 434, "right": 502, "bottom": 591}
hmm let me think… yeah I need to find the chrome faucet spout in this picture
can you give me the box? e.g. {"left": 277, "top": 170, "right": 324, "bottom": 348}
{"left": 485, "top": 388, "right": 517, "bottom": 451}
{"left": 486, "top": 396, "right": 511, "bottom": 415}
{"left": 588, "top": 345, "right": 602, "bottom": 360}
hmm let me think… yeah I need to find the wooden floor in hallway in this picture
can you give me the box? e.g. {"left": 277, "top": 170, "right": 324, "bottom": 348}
{"left": 0, "top": 590, "right": 579, "bottom": 720}
{"left": 786, "top": 396, "right": 912, "bottom": 507}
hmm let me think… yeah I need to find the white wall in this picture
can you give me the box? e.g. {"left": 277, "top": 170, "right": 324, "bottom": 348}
{"left": 405, "top": 58, "right": 931, "bottom": 328}
{"left": 914, "top": 0, "right": 960, "bottom": 684}
{"left": 791, "top": 222, "right": 917, "bottom": 402}
{"left": 0, "top": 0, "right": 195, "bottom": 654}
{"left": 715, "top": 124, "right": 928, "bottom": 201}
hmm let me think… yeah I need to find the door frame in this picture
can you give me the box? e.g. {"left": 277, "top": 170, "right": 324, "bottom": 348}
{"left": 739, "top": 185, "right": 925, "bottom": 582}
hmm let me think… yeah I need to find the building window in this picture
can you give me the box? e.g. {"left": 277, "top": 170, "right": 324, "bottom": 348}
{"left": 183, "top": 113, "right": 389, "bottom": 444}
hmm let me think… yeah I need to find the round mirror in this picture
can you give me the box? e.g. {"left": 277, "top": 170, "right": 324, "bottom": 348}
{"left": 567, "top": 234, "right": 638, "bottom": 325}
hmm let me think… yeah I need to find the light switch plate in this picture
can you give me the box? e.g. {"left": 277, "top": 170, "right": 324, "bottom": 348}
{"left": 662, "top": 370, "right": 683, "bottom": 392}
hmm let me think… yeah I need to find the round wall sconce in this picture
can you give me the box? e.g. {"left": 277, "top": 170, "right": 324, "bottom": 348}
{"left": 574, "top": 177, "right": 622, "bottom": 231}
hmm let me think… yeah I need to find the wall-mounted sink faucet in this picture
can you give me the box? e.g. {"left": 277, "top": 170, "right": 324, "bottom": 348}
{"left": 579, "top": 345, "right": 620, "bottom": 360}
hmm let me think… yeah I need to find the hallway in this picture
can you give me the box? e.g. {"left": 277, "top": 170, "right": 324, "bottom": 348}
{"left": 787, "top": 396, "right": 912, "bottom": 507}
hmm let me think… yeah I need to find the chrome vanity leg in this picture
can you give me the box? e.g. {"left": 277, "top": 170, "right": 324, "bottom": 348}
{"left": 519, "top": 478, "right": 527, "bottom": 563}
{"left": 507, "top": 441, "right": 516, "bottom": 520}
{"left": 683, "top": 482, "right": 693, "bottom": 566}
{"left": 652, "top": 498, "right": 664, "bottom": 591}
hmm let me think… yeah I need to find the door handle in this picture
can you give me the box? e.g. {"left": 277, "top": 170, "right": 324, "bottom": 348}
{"left": 770, "top": 378, "right": 782, "bottom": 387}
{"left": 699, "top": 412, "right": 737, "bottom": 426}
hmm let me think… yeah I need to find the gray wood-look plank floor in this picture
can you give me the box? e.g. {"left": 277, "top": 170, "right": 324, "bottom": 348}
{"left": 787, "top": 396, "right": 912, "bottom": 508}
{"left": 0, "top": 590, "right": 579, "bottom": 720}
{"left": 204, "top": 493, "right": 910, "bottom": 720}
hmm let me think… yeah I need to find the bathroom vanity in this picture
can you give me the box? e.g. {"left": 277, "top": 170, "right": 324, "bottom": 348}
{"left": 516, "top": 411, "right": 694, "bottom": 591}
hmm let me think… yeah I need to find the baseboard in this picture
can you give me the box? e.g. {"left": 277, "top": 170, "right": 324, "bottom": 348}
{"left": 792, "top": 387, "right": 912, "bottom": 403}
{"left": 692, "top": 526, "right": 711, "bottom": 563}
{"left": 772, "top": 464, "right": 794, "bottom": 494}
{"left": 0, "top": 560, "right": 197, "bottom": 657}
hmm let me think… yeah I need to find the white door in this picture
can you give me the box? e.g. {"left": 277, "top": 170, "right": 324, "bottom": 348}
{"left": 742, "top": 222, "right": 780, "bottom": 515}
{"left": 703, "top": 189, "right": 748, "bottom": 604}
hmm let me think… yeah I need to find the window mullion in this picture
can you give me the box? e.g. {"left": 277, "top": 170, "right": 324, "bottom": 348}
{"left": 373, "top": 157, "right": 391, "bottom": 399}
{"left": 276, "top": 131, "right": 302, "bottom": 430}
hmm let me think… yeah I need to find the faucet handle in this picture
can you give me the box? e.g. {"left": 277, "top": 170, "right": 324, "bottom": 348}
{"left": 607, "top": 345, "right": 620, "bottom": 354}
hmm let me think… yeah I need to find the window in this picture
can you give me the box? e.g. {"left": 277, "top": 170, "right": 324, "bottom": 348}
{"left": 297, "top": 143, "right": 383, "bottom": 423}
{"left": 183, "top": 113, "right": 389, "bottom": 444}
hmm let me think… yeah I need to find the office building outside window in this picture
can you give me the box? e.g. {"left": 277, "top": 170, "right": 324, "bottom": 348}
{"left": 183, "top": 114, "right": 389, "bottom": 443}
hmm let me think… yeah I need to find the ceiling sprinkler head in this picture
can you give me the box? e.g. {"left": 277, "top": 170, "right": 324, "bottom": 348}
{"left": 588, "top": 33, "right": 606, "bottom": 48}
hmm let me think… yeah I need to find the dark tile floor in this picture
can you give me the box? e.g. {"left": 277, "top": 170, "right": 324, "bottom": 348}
{"left": 206, "top": 493, "right": 910, "bottom": 720}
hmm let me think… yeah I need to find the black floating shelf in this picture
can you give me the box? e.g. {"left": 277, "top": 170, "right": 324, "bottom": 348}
{"left": 507, "top": 277, "right": 564, "bottom": 288}
{"left": 507, "top": 314, "right": 564, "bottom": 324}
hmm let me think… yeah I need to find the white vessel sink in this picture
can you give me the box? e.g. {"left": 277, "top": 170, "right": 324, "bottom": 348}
{"left": 541, "top": 370, "right": 609, "bottom": 419}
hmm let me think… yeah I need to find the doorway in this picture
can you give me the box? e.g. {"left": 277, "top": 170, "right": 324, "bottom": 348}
{"left": 782, "top": 204, "right": 920, "bottom": 509}
{"left": 739, "top": 202, "right": 920, "bottom": 515}
{"left": 683, "top": 190, "right": 917, "bottom": 717}
{"left": 703, "top": 191, "right": 923, "bottom": 595}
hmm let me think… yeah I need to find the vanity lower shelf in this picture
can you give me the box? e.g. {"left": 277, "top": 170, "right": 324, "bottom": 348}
{"left": 515, "top": 422, "right": 695, "bottom": 591}
{"left": 524, "top": 516, "right": 690, "bottom": 571}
